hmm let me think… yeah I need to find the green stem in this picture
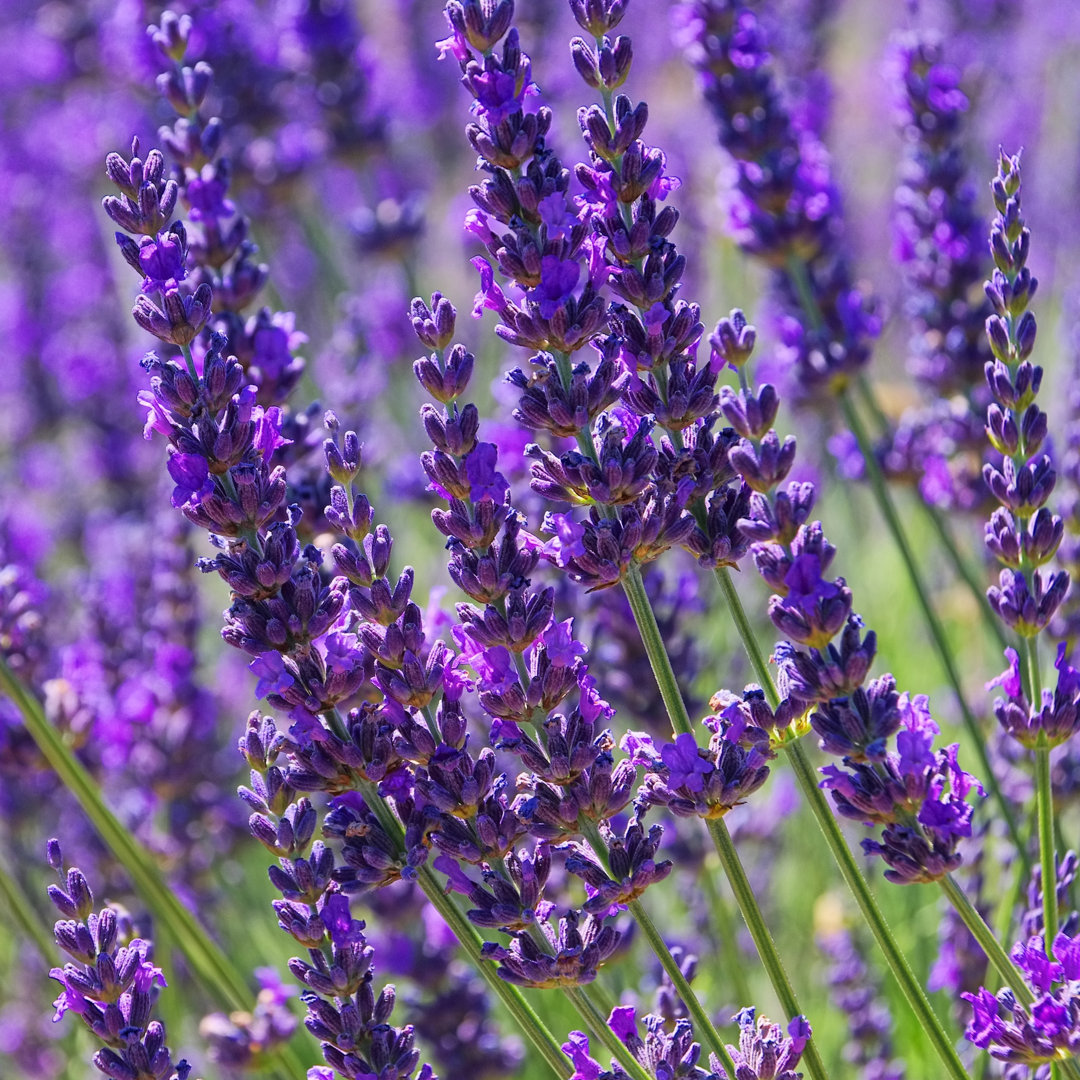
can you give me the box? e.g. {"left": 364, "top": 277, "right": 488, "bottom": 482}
{"left": 939, "top": 873, "right": 1033, "bottom": 1003}
{"left": 995, "top": 812, "right": 1036, "bottom": 946}
{"left": 620, "top": 564, "right": 694, "bottom": 735}
{"left": 179, "top": 342, "right": 199, "bottom": 384}
{"left": 942, "top": 871, "right": 1037, "bottom": 1002}
{"left": 704, "top": 819, "right": 831, "bottom": 1080}
{"left": 839, "top": 392, "right": 1029, "bottom": 870}
{"left": 627, "top": 899, "right": 738, "bottom": 1078}
{"left": 415, "top": 862, "right": 568, "bottom": 1078}
{"left": 921, "top": 500, "right": 1010, "bottom": 653}
{"left": 0, "top": 658, "right": 309, "bottom": 1080}
{"left": 700, "top": 856, "right": 755, "bottom": 1008}
{"left": 566, "top": 987, "right": 652, "bottom": 1080}
{"left": 1035, "top": 745, "right": 1059, "bottom": 952}
{"left": 850, "top": 375, "right": 1007, "bottom": 653}
{"left": 784, "top": 741, "right": 970, "bottom": 1080}
{"left": 715, "top": 567, "right": 779, "bottom": 707}
{"left": 619, "top": 568, "right": 830, "bottom": 1080}
{"left": 0, "top": 855, "right": 55, "bottom": 961}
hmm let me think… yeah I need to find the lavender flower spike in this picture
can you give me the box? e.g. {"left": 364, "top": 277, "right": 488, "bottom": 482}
{"left": 45, "top": 841, "right": 193, "bottom": 1080}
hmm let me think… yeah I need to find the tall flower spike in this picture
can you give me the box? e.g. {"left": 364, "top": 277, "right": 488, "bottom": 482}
{"left": 982, "top": 151, "right": 1078, "bottom": 751}
{"left": 676, "top": 0, "right": 880, "bottom": 405}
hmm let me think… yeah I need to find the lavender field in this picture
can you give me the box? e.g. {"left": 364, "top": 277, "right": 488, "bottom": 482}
{"left": 4, "top": 1, "right": 1080, "bottom": 1078}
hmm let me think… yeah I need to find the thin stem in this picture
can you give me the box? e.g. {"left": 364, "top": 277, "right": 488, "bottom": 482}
{"left": 715, "top": 567, "right": 779, "bottom": 708}
{"left": 939, "top": 872, "right": 1033, "bottom": 1004}
{"left": 839, "top": 392, "right": 1029, "bottom": 870}
{"left": 922, "top": 500, "right": 1010, "bottom": 653}
{"left": 995, "top": 812, "right": 1036, "bottom": 946}
{"left": 627, "top": 899, "right": 739, "bottom": 1078}
{"left": 784, "top": 741, "right": 970, "bottom": 1080}
{"left": 415, "top": 862, "right": 568, "bottom": 1078}
{"left": 0, "top": 658, "right": 309, "bottom": 1080}
{"left": 714, "top": 558, "right": 971, "bottom": 1076}
{"left": 704, "top": 819, "right": 831, "bottom": 1080}
{"left": 619, "top": 568, "right": 830, "bottom": 1080}
{"left": 851, "top": 375, "right": 1008, "bottom": 654}
{"left": 566, "top": 986, "right": 653, "bottom": 1080}
{"left": 620, "top": 564, "right": 694, "bottom": 736}
{"left": 700, "top": 855, "right": 755, "bottom": 1008}
{"left": 1035, "top": 745, "right": 1059, "bottom": 952}
{"left": 179, "top": 342, "right": 199, "bottom": 384}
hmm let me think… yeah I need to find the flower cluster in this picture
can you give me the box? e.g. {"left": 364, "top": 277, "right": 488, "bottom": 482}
{"left": 981, "top": 151, "right": 1070, "bottom": 643}
{"left": 563, "top": 1004, "right": 811, "bottom": 1080}
{"left": 964, "top": 932, "right": 1080, "bottom": 1069}
{"left": 45, "top": 841, "right": 192, "bottom": 1080}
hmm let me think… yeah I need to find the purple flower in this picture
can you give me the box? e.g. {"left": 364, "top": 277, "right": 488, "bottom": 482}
{"left": 660, "top": 732, "right": 714, "bottom": 792}
{"left": 463, "top": 442, "right": 508, "bottom": 503}
{"left": 986, "top": 647, "right": 1023, "bottom": 698}
{"left": 542, "top": 512, "right": 587, "bottom": 568}
{"left": 535, "top": 617, "right": 587, "bottom": 667}
{"left": 136, "top": 230, "right": 187, "bottom": 292}
{"left": 166, "top": 452, "right": 215, "bottom": 508}
{"left": 252, "top": 405, "right": 292, "bottom": 460}
{"left": 530, "top": 255, "right": 580, "bottom": 318}
{"left": 249, "top": 652, "right": 294, "bottom": 699}
{"left": 471, "top": 256, "right": 509, "bottom": 318}
{"left": 561, "top": 1031, "right": 602, "bottom": 1080}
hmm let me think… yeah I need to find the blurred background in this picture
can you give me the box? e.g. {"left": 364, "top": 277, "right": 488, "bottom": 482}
{"left": 3, "top": 0, "right": 1080, "bottom": 1076}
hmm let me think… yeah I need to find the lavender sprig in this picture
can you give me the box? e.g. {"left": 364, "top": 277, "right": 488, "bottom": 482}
{"left": 981, "top": 151, "right": 1075, "bottom": 957}
{"left": 45, "top": 840, "right": 193, "bottom": 1080}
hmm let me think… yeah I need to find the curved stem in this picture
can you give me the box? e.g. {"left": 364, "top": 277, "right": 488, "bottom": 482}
{"left": 621, "top": 564, "right": 694, "bottom": 735}
{"left": 851, "top": 374, "right": 1009, "bottom": 657}
{"left": 839, "top": 392, "right": 1029, "bottom": 871}
{"left": 700, "top": 855, "right": 755, "bottom": 1008}
{"left": 704, "top": 818, "right": 831, "bottom": 1080}
{"left": 577, "top": 816, "right": 738, "bottom": 1075}
{"left": 0, "top": 855, "right": 54, "bottom": 961}
{"left": 784, "top": 741, "right": 969, "bottom": 1080}
{"left": 0, "top": 658, "right": 309, "bottom": 1080}
{"left": 415, "top": 861, "right": 568, "bottom": 1078}
{"left": 619, "top": 567, "right": 831, "bottom": 1080}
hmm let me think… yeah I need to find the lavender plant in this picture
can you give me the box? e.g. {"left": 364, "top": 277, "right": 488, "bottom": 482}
{"left": 4, "top": 3, "right": 1080, "bottom": 1080}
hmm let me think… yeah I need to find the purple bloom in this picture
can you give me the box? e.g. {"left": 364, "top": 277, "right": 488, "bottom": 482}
{"left": 608, "top": 1005, "right": 637, "bottom": 1044}
{"left": 986, "top": 647, "right": 1023, "bottom": 698}
{"left": 136, "top": 229, "right": 187, "bottom": 292}
{"left": 252, "top": 405, "right": 292, "bottom": 460}
{"left": 562, "top": 1032, "right": 602, "bottom": 1080}
{"left": 542, "top": 512, "right": 588, "bottom": 568}
{"left": 471, "top": 256, "right": 509, "bottom": 319}
{"left": 463, "top": 442, "right": 508, "bottom": 503}
{"left": 963, "top": 932, "right": 1080, "bottom": 1066}
{"left": 530, "top": 256, "right": 581, "bottom": 319}
{"left": 535, "top": 617, "right": 588, "bottom": 667}
{"left": 166, "top": 452, "right": 214, "bottom": 508}
{"left": 659, "top": 732, "right": 713, "bottom": 792}
{"left": 249, "top": 652, "right": 294, "bottom": 699}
